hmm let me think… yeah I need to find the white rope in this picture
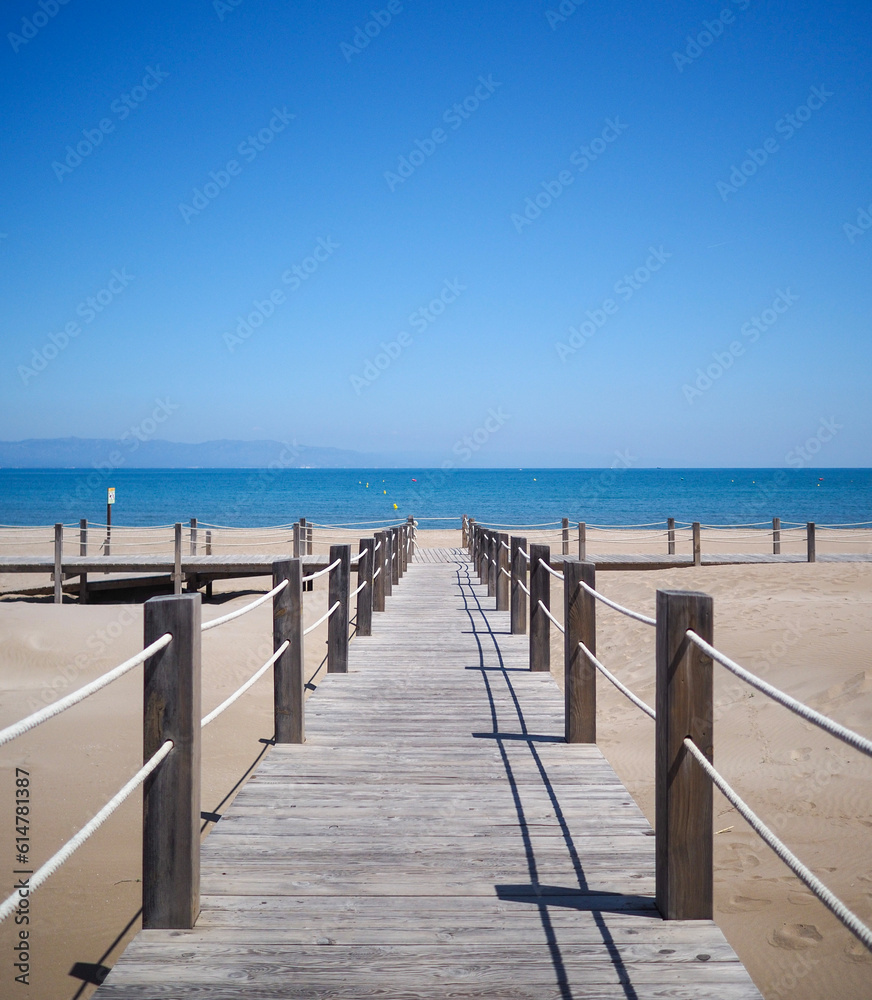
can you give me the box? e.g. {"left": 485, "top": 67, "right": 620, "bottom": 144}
{"left": 537, "top": 600, "right": 564, "bottom": 634}
{"left": 201, "top": 642, "right": 288, "bottom": 728}
{"left": 579, "top": 580, "right": 656, "bottom": 627}
{"left": 682, "top": 737, "right": 872, "bottom": 952}
{"left": 686, "top": 631, "right": 872, "bottom": 758}
{"left": 0, "top": 739, "right": 173, "bottom": 926}
{"left": 302, "top": 558, "right": 340, "bottom": 583}
{"left": 372, "top": 566, "right": 381, "bottom": 579}
{"left": 500, "top": 540, "right": 510, "bottom": 550}
{"left": 500, "top": 567, "right": 512, "bottom": 579}
{"left": 518, "top": 548, "right": 530, "bottom": 561}
{"left": 350, "top": 579, "right": 368, "bottom": 598}
{"left": 373, "top": 541, "right": 382, "bottom": 552}
{"left": 201, "top": 580, "right": 288, "bottom": 632}
{"left": 0, "top": 634, "right": 172, "bottom": 748}
{"left": 579, "top": 642, "right": 656, "bottom": 719}
{"left": 516, "top": 579, "right": 530, "bottom": 596}
{"left": 538, "top": 558, "right": 564, "bottom": 581}
{"left": 303, "top": 601, "right": 340, "bottom": 636}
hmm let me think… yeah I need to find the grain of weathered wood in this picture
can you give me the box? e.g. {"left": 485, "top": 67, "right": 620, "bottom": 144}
{"left": 564, "top": 559, "right": 596, "bottom": 743}
{"left": 142, "top": 593, "right": 201, "bottom": 929}
{"left": 807, "top": 520, "right": 816, "bottom": 562}
{"left": 772, "top": 516, "right": 780, "bottom": 555}
{"left": 510, "top": 535, "right": 527, "bottom": 634}
{"left": 655, "top": 589, "right": 713, "bottom": 921}
{"left": 272, "top": 558, "right": 304, "bottom": 744}
{"left": 327, "top": 544, "right": 350, "bottom": 673}
{"left": 357, "top": 538, "right": 374, "bottom": 636}
{"left": 529, "top": 543, "right": 550, "bottom": 672}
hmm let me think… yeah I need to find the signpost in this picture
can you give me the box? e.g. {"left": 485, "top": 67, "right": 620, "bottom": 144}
{"left": 106, "top": 487, "right": 115, "bottom": 558}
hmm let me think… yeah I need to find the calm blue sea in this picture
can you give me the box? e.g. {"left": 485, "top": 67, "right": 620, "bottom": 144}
{"left": 0, "top": 468, "right": 870, "bottom": 528}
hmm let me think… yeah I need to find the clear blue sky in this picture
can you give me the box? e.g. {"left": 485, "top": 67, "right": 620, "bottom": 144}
{"left": 1, "top": 0, "right": 870, "bottom": 467}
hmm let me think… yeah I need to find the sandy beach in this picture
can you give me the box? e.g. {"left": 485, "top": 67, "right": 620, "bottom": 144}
{"left": 0, "top": 526, "right": 870, "bottom": 998}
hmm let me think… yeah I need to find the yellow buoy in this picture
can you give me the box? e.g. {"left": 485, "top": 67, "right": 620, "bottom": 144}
{"left": 393, "top": 503, "right": 398, "bottom": 510}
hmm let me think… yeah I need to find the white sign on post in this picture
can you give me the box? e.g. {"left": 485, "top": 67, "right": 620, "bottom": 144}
{"left": 107, "top": 487, "right": 116, "bottom": 505}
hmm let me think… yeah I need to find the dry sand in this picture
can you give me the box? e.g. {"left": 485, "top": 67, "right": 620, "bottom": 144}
{"left": 0, "top": 526, "right": 870, "bottom": 998}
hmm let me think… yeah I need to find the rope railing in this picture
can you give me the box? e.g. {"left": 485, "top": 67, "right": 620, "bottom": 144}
{"left": 302, "top": 558, "right": 340, "bottom": 583}
{"left": 350, "top": 578, "right": 368, "bottom": 598}
{"left": 579, "top": 641, "right": 656, "bottom": 720}
{"left": 682, "top": 736, "right": 872, "bottom": 951}
{"left": 538, "top": 558, "right": 564, "bottom": 581}
{"left": 0, "top": 739, "right": 174, "bottom": 926}
{"left": 201, "top": 580, "right": 288, "bottom": 632}
{"left": 201, "top": 642, "right": 289, "bottom": 728}
{"left": 0, "top": 633, "right": 173, "bottom": 748}
{"left": 579, "top": 580, "right": 656, "bottom": 627}
{"left": 686, "top": 631, "right": 872, "bottom": 759}
{"left": 303, "top": 601, "right": 340, "bottom": 636}
{"left": 537, "top": 599, "right": 564, "bottom": 634}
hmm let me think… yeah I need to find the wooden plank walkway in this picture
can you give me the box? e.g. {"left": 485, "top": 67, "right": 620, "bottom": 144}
{"left": 95, "top": 548, "right": 763, "bottom": 999}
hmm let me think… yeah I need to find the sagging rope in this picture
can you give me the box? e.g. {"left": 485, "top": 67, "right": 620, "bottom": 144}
{"left": 0, "top": 634, "right": 173, "bottom": 749}
{"left": 537, "top": 600, "right": 564, "bottom": 634}
{"left": 201, "top": 580, "right": 288, "bottom": 632}
{"left": 350, "top": 578, "right": 368, "bottom": 598}
{"left": 201, "top": 642, "right": 289, "bottom": 728}
{"left": 0, "top": 739, "right": 173, "bottom": 925}
{"left": 682, "top": 737, "right": 872, "bottom": 953}
{"left": 538, "top": 558, "right": 564, "bottom": 581}
{"left": 579, "top": 642, "right": 655, "bottom": 719}
{"left": 686, "top": 631, "right": 872, "bottom": 759}
{"left": 302, "top": 558, "right": 341, "bottom": 583}
{"left": 303, "top": 601, "right": 340, "bottom": 636}
{"left": 579, "top": 580, "right": 656, "bottom": 627}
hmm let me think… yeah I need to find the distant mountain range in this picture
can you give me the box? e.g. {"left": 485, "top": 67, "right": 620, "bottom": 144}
{"left": 0, "top": 437, "right": 381, "bottom": 469}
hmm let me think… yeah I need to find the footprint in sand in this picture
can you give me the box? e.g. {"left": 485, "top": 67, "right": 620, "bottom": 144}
{"left": 720, "top": 894, "right": 771, "bottom": 913}
{"left": 770, "top": 923, "right": 824, "bottom": 950}
{"left": 844, "top": 937, "right": 872, "bottom": 963}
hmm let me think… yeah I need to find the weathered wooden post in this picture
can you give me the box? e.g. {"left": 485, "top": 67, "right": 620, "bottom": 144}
{"left": 79, "top": 518, "right": 88, "bottom": 604}
{"left": 510, "top": 536, "right": 527, "bottom": 635}
{"left": 173, "top": 522, "right": 183, "bottom": 595}
{"left": 53, "top": 523, "right": 63, "bottom": 604}
{"left": 692, "top": 521, "right": 701, "bottom": 567}
{"left": 807, "top": 522, "right": 816, "bottom": 562}
{"left": 398, "top": 525, "right": 406, "bottom": 577}
{"left": 373, "top": 531, "right": 386, "bottom": 612}
{"left": 578, "top": 522, "right": 586, "bottom": 561}
{"left": 205, "top": 531, "right": 212, "bottom": 600}
{"left": 143, "top": 593, "right": 201, "bottom": 929}
{"left": 562, "top": 517, "right": 569, "bottom": 555}
{"left": 190, "top": 517, "right": 198, "bottom": 556}
{"left": 529, "top": 543, "right": 551, "bottom": 672}
{"left": 391, "top": 527, "right": 400, "bottom": 586}
{"left": 327, "top": 544, "right": 350, "bottom": 673}
{"left": 407, "top": 514, "right": 416, "bottom": 560}
{"left": 496, "top": 532, "right": 510, "bottom": 611}
{"left": 383, "top": 530, "right": 393, "bottom": 598}
{"left": 667, "top": 517, "right": 675, "bottom": 556}
{"left": 655, "top": 589, "right": 713, "bottom": 920}
{"left": 307, "top": 520, "right": 313, "bottom": 556}
{"left": 273, "top": 558, "right": 304, "bottom": 744}
{"left": 467, "top": 518, "right": 475, "bottom": 557}
{"left": 564, "top": 559, "right": 596, "bottom": 743}
{"left": 772, "top": 516, "right": 781, "bottom": 555}
{"left": 487, "top": 532, "right": 497, "bottom": 598}
{"left": 357, "top": 538, "right": 374, "bottom": 636}
{"left": 292, "top": 523, "right": 301, "bottom": 558}
{"left": 461, "top": 515, "right": 468, "bottom": 548}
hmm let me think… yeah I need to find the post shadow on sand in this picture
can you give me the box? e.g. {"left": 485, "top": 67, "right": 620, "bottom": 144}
{"left": 456, "top": 563, "right": 651, "bottom": 1000}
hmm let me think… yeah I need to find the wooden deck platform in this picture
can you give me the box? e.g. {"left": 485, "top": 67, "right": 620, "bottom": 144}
{"left": 95, "top": 548, "right": 763, "bottom": 998}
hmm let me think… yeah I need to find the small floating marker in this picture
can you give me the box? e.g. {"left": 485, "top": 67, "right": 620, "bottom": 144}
{"left": 383, "top": 490, "right": 387, "bottom": 494}
{"left": 411, "top": 478, "right": 417, "bottom": 482}
{"left": 393, "top": 503, "right": 398, "bottom": 510}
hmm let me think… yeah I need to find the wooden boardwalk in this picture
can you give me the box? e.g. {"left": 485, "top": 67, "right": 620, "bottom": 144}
{"left": 96, "top": 549, "right": 763, "bottom": 999}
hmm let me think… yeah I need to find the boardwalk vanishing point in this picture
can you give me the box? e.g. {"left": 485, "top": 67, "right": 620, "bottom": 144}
{"left": 95, "top": 545, "right": 763, "bottom": 999}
